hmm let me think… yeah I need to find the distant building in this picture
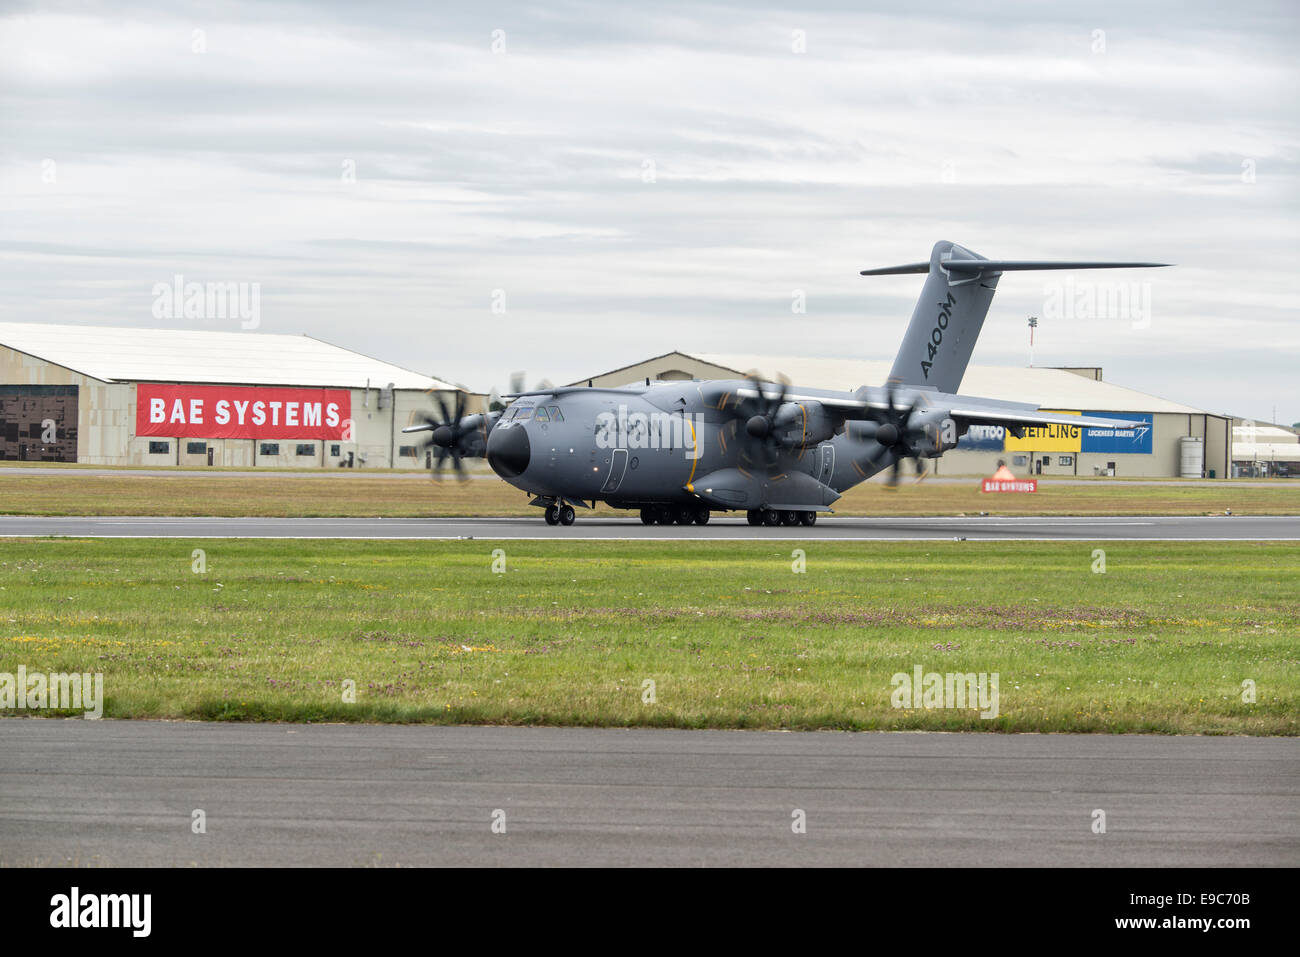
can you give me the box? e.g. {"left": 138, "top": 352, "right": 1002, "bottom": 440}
{"left": 1231, "top": 421, "right": 1299, "bottom": 477}
{"left": 571, "top": 351, "right": 1233, "bottom": 479}
{"left": 0, "top": 322, "right": 481, "bottom": 468}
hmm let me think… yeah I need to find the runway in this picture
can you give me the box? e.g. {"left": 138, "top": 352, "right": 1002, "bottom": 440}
{"left": 1, "top": 514, "right": 1298, "bottom": 540}
{"left": 0, "top": 722, "right": 1294, "bottom": 867}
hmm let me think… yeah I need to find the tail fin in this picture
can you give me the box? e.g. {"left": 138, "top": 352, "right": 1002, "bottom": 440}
{"left": 863, "top": 241, "right": 1170, "bottom": 393}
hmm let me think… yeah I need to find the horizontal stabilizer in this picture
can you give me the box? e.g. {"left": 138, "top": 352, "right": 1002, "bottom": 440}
{"left": 859, "top": 262, "right": 930, "bottom": 276}
{"left": 946, "top": 259, "right": 1170, "bottom": 272}
{"left": 862, "top": 259, "right": 1170, "bottom": 276}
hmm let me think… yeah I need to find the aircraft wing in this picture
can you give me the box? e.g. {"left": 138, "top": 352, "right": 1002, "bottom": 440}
{"left": 734, "top": 384, "right": 1136, "bottom": 432}
{"left": 941, "top": 401, "right": 1134, "bottom": 432}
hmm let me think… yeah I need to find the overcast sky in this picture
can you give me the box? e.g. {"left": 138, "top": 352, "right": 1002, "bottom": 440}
{"left": 2, "top": 0, "right": 1297, "bottom": 423}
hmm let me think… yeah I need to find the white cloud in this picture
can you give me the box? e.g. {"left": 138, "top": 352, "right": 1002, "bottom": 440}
{"left": 1, "top": 0, "right": 1297, "bottom": 422}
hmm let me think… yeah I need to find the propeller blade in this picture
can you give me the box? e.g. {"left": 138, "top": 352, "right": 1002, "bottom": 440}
{"left": 887, "top": 459, "right": 902, "bottom": 488}
{"left": 432, "top": 445, "right": 450, "bottom": 479}
{"left": 433, "top": 392, "right": 452, "bottom": 429}
{"left": 905, "top": 395, "right": 921, "bottom": 424}
{"left": 449, "top": 449, "right": 469, "bottom": 483}
{"left": 774, "top": 374, "right": 790, "bottom": 409}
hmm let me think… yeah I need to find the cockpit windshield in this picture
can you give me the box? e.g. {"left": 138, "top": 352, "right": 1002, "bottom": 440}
{"left": 505, "top": 403, "right": 563, "bottom": 423}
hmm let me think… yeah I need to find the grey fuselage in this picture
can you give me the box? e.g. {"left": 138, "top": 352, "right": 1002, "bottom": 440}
{"left": 484, "top": 380, "right": 896, "bottom": 511}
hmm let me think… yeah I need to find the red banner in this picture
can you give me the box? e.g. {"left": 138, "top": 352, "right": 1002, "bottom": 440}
{"left": 135, "top": 384, "right": 351, "bottom": 440}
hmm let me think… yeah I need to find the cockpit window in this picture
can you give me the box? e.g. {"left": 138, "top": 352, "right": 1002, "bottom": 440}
{"left": 534, "top": 406, "right": 550, "bottom": 423}
{"left": 549, "top": 406, "right": 564, "bottom": 422}
{"left": 511, "top": 404, "right": 534, "bottom": 421}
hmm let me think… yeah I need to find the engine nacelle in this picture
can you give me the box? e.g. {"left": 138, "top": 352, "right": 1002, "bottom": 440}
{"left": 906, "top": 410, "right": 960, "bottom": 457}
{"left": 771, "top": 401, "right": 836, "bottom": 448}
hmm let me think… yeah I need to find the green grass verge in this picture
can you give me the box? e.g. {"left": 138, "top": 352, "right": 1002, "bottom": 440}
{"left": 1, "top": 538, "right": 1296, "bottom": 733}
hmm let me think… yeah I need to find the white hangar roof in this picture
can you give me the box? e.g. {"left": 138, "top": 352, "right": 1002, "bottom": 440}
{"left": 0, "top": 322, "right": 457, "bottom": 391}
{"left": 590, "top": 351, "right": 1215, "bottom": 416}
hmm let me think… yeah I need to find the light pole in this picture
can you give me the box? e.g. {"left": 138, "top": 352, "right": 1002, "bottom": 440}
{"left": 1027, "top": 316, "right": 1038, "bottom": 367}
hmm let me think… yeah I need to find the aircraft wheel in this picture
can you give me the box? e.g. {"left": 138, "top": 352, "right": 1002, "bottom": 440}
{"left": 654, "top": 507, "right": 673, "bottom": 525}
{"left": 640, "top": 508, "right": 655, "bottom": 525}
{"left": 781, "top": 510, "right": 800, "bottom": 526}
{"left": 559, "top": 504, "right": 576, "bottom": 526}
{"left": 746, "top": 510, "right": 761, "bottom": 526}
{"left": 762, "top": 510, "right": 781, "bottom": 527}
{"left": 694, "top": 508, "right": 710, "bottom": 525}
{"left": 799, "top": 511, "right": 817, "bottom": 526}
{"left": 544, "top": 505, "right": 560, "bottom": 525}
{"left": 675, "top": 506, "right": 695, "bottom": 525}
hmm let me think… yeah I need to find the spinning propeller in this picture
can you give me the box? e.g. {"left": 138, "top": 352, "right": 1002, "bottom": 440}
{"left": 731, "top": 374, "right": 791, "bottom": 470}
{"left": 858, "top": 383, "right": 931, "bottom": 487}
{"left": 406, "top": 390, "right": 476, "bottom": 481}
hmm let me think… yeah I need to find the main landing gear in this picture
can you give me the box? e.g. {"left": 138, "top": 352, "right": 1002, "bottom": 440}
{"left": 746, "top": 509, "right": 816, "bottom": 527}
{"left": 640, "top": 505, "right": 710, "bottom": 526}
{"left": 544, "top": 503, "right": 576, "bottom": 526}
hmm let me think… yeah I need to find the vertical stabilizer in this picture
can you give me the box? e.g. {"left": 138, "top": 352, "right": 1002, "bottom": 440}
{"left": 862, "top": 242, "right": 1170, "bottom": 394}
{"left": 877, "top": 241, "right": 997, "bottom": 393}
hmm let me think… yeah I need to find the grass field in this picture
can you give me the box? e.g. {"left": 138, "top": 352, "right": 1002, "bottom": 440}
{"left": 1, "top": 538, "right": 1295, "bottom": 733}
{"left": 1, "top": 470, "right": 1298, "bottom": 517}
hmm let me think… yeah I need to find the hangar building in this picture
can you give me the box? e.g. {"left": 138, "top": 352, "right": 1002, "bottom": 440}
{"left": 570, "top": 351, "right": 1232, "bottom": 479}
{"left": 1231, "top": 422, "right": 1298, "bottom": 478}
{"left": 0, "top": 322, "right": 479, "bottom": 469}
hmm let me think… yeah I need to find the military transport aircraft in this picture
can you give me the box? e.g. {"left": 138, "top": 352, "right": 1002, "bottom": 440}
{"left": 405, "top": 240, "right": 1168, "bottom": 527}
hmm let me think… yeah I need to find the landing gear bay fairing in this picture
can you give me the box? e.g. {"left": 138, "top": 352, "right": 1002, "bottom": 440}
{"left": 406, "top": 241, "right": 1169, "bottom": 527}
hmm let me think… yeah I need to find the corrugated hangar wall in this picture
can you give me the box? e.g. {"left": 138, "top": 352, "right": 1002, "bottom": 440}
{"left": 0, "top": 343, "right": 480, "bottom": 468}
{"left": 0, "top": 346, "right": 124, "bottom": 463}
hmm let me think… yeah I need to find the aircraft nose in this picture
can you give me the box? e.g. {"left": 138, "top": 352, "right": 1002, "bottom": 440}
{"left": 487, "top": 425, "right": 530, "bottom": 479}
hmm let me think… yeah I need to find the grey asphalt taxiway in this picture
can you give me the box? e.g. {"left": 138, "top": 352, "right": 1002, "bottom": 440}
{"left": 1, "top": 722, "right": 1295, "bottom": 867}
{"left": 2, "top": 514, "right": 1299, "bottom": 540}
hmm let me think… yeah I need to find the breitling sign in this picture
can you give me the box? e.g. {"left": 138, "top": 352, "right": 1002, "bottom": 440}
{"left": 1002, "top": 410, "right": 1082, "bottom": 452}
